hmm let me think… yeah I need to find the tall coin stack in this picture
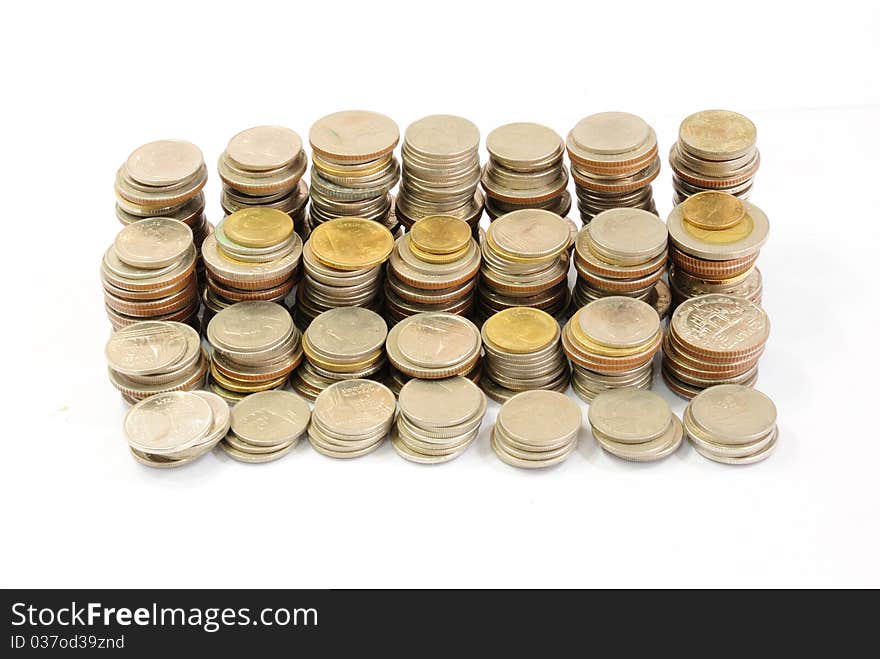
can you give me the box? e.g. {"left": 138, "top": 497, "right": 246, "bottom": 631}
{"left": 566, "top": 112, "right": 660, "bottom": 222}
{"left": 670, "top": 109, "right": 759, "bottom": 204}
{"left": 481, "top": 122, "right": 570, "bottom": 219}
{"left": 480, "top": 307, "right": 569, "bottom": 403}
{"left": 395, "top": 115, "right": 484, "bottom": 232}
{"left": 666, "top": 191, "right": 768, "bottom": 308}
{"left": 384, "top": 215, "right": 481, "bottom": 325}
{"left": 206, "top": 301, "right": 303, "bottom": 404}
{"left": 307, "top": 110, "right": 400, "bottom": 233}
{"left": 101, "top": 218, "right": 199, "bottom": 329}
{"left": 562, "top": 297, "right": 662, "bottom": 402}
{"left": 218, "top": 125, "right": 309, "bottom": 234}
{"left": 477, "top": 209, "right": 570, "bottom": 322}
{"left": 296, "top": 217, "right": 394, "bottom": 329}
{"left": 662, "top": 294, "right": 770, "bottom": 399}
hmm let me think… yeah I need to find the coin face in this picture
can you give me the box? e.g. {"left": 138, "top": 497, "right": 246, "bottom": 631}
{"left": 231, "top": 390, "right": 311, "bottom": 446}
{"left": 105, "top": 321, "right": 187, "bottom": 376}
{"left": 398, "top": 376, "right": 484, "bottom": 428}
{"left": 114, "top": 218, "right": 193, "bottom": 269}
{"left": 396, "top": 313, "right": 480, "bottom": 367}
{"left": 667, "top": 199, "right": 769, "bottom": 260}
{"left": 486, "top": 122, "right": 562, "bottom": 164}
{"left": 222, "top": 207, "right": 294, "bottom": 248}
{"left": 410, "top": 216, "right": 471, "bottom": 255}
{"left": 226, "top": 125, "right": 302, "bottom": 171}
{"left": 569, "top": 112, "right": 650, "bottom": 155}
{"left": 488, "top": 209, "right": 569, "bottom": 259}
{"left": 312, "top": 379, "right": 396, "bottom": 435}
{"left": 588, "top": 388, "right": 671, "bottom": 442}
{"left": 309, "top": 217, "right": 394, "bottom": 270}
{"left": 483, "top": 307, "right": 557, "bottom": 354}
{"left": 404, "top": 115, "right": 479, "bottom": 158}
{"left": 192, "top": 390, "right": 232, "bottom": 443}
{"left": 578, "top": 297, "right": 660, "bottom": 349}
{"left": 689, "top": 384, "right": 777, "bottom": 443}
{"left": 208, "top": 301, "right": 292, "bottom": 352}
{"left": 682, "top": 191, "right": 745, "bottom": 230}
{"left": 672, "top": 294, "right": 770, "bottom": 355}
{"left": 124, "top": 391, "right": 213, "bottom": 453}
{"left": 587, "top": 208, "right": 668, "bottom": 260}
{"left": 125, "top": 139, "right": 203, "bottom": 186}
{"left": 305, "top": 307, "right": 387, "bottom": 358}
{"left": 309, "top": 110, "right": 399, "bottom": 161}
{"left": 679, "top": 110, "right": 757, "bottom": 160}
{"left": 497, "top": 390, "right": 582, "bottom": 448}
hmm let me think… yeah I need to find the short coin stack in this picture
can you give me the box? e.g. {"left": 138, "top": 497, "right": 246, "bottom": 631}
{"left": 563, "top": 297, "right": 662, "bottom": 402}
{"left": 491, "top": 390, "right": 582, "bottom": 469}
{"left": 206, "top": 301, "right": 303, "bottom": 404}
{"left": 481, "top": 122, "right": 570, "bottom": 219}
{"left": 392, "top": 376, "right": 487, "bottom": 464}
{"left": 566, "top": 112, "right": 660, "bottom": 222}
{"left": 292, "top": 307, "right": 388, "bottom": 401}
{"left": 308, "top": 379, "right": 396, "bottom": 459}
{"left": 124, "top": 390, "right": 230, "bottom": 468}
{"left": 667, "top": 191, "right": 767, "bottom": 308}
{"left": 105, "top": 321, "right": 207, "bottom": 404}
{"left": 218, "top": 125, "right": 309, "bottom": 232}
{"left": 384, "top": 215, "right": 481, "bottom": 324}
{"left": 684, "top": 384, "right": 778, "bottom": 465}
{"left": 588, "top": 388, "right": 683, "bottom": 462}
{"left": 296, "top": 217, "right": 394, "bottom": 329}
{"left": 478, "top": 209, "right": 570, "bottom": 322}
{"left": 220, "top": 390, "right": 311, "bottom": 464}
{"left": 480, "top": 307, "right": 569, "bottom": 403}
{"left": 386, "top": 312, "right": 482, "bottom": 383}
{"left": 307, "top": 110, "right": 400, "bottom": 232}
{"left": 663, "top": 294, "right": 770, "bottom": 399}
{"left": 395, "top": 115, "right": 483, "bottom": 231}
{"left": 101, "top": 218, "right": 199, "bottom": 329}
{"left": 670, "top": 109, "right": 759, "bottom": 204}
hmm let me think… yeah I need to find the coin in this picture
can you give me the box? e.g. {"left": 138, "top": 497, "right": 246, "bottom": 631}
{"left": 386, "top": 312, "right": 481, "bottom": 379}
{"left": 230, "top": 390, "right": 311, "bottom": 447}
{"left": 105, "top": 321, "right": 187, "bottom": 376}
{"left": 309, "top": 217, "right": 394, "bottom": 270}
{"left": 124, "top": 391, "right": 213, "bottom": 455}
{"left": 492, "top": 390, "right": 581, "bottom": 468}
{"left": 593, "top": 414, "right": 684, "bottom": 463}
{"left": 125, "top": 140, "right": 203, "bottom": 187}
{"left": 588, "top": 388, "right": 671, "bottom": 443}
{"left": 222, "top": 207, "right": 294, "bottom": 248}
{"left": 308, "top": 379, "right": 396, "bottom": 458}
{"left": 113, "top": 218, "right": 193, "bottom": 270}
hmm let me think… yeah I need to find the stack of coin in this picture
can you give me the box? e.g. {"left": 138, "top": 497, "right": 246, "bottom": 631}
{"left": 588, "top": 388, "right": 684, "bottom": 462}
{"left": 491, "top": 390, "right": 581, "bottom": 469}
{"left": 670, "top": 109, "right": 759, "bottom": 204}
{"left": 572, "top": 208, "right": 670, "bottom": 317}
{"left": 308, "top": 379, "right": 396, "bottom": 459}
{"left": 124, "top": 390, "right": 230, "bottom": 468}
{"left": 218, "top": 125, "right": 309, "bottom": 233}
{"left": 392, "top": 376, "right": 487, "bottom": 464}
{"left": 307, "top": 110, "right": 400, "bottom": 232}
{"left": 566, "top": 112, "right": 660, "bottom": 222}
{"left": 296, "top": 217, "right": 394, "bottom": 328}
{"left": 395, "top": 115, "right": 483, "bottom": 231}
{"left": 105, "top": 321, "right": 207, "bottom": 403}
{"left": 384, "top": 215, "right": 481, "bottom": 324}
{"left": 292, "top": 307, "right": 388, "bottom": 401}
{"left": 101, "top": 217, "right": 199, "bottom": 329}
{"left": 663, "top": 294, "right": 770, "bottom": 399}
{"left": 386, "top": 312, "right": 482, "bottom": 381}
{"left": 201, "top": 207, "right": 302, "bottom": 321}
{"left": 477, "top": 209, "right": 570, "bottom": 322}
{"left": 220, "top": 390, "right": 311, "bottom": 464}
{"left": 684, "top": 384, "right": 778, "bottom": 465}
{"left": 480, "top": 307, "right": 569, "bottom": 403}
{"left": 562, "top": 297, "right": 661, "bottom": 401}
{"left": 667, "top": 191, "right": 767, "bottom": 308}
{"left": 481, "top": 122, "right": 570, "bottom": 219}
{"left": 206, "top": 301, "right": 302, "bottom": 404}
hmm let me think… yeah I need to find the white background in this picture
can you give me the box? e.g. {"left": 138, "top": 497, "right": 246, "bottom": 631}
{"left": 2, "top": 1, "right": 878, "bottom": 588}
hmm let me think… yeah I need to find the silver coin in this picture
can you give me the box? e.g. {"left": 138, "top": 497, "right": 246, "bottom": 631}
{"left": 230, "top": 390, "right": 311, "bottom": 447}
{"left": 124, "top": 391, "right": 213, "bottom": 455}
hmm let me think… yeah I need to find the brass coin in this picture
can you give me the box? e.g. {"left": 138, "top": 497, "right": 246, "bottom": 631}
{"left": 483, "top": 307, "right": 558, "bottom": 354}
{"left": 410, "top": 215, "right": 472, "bottom": 255}
{"left": 223, "top": 207, "right": 294, "bottom": 248}
{"left": 309, "top": 217, "right": 394, "bottom": 270}
{"left": 678, "top": 110, "right": 757, "bottom": 160}
{"left": 682, "top": 191, "right": 745, "bottom": 230}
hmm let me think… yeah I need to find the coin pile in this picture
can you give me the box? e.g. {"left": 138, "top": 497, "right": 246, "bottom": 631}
{"left": 307, "top": 110, "right": 400, "bottom": 232}
{"left": 392, "top": 376, "right": 487, "bottom": 464}
{"left": 478, "top": 209, "right": 570, "bottom": 321}
{"left": 481, "top": 122, "right": 570, "bottom": 219}
{"left": 663, "top": 294, "right": 770, "bottom": 399}
{"left": 308, "top": 379, "right": 396, "bottom": 459}
{"left": 386, "top": 312, "right": 482, "bottom": 381}
{"left": 491, "top": 390, "right": 582, "bottom": 469}
{"left": 588, "top": 388, "right": 683, "bottom": 462}
{"left": 105, "top": 321, "right": 207, "bottom": 403}
{"left": 395, "top": 115, "right": 483, "bottom": 231}
{"left": 684, "top": 384, "right": 778, "bottom": 465}
{"left": 206, "top": 301, "right": 303, "bottom": 404}
{"left": 667, "top": 191, "right": 767, "bottom": 308}
{"left": 124, "top": 390, "right": 230, "bottom": 468}
{"left": 563, "top": 297, "right": 662, "bottom": 401}
{"left": 101, "top": 217, "right": 200, "bottom": 329}
{"left": 384, "top": 215, "right": 481, "bottom": 324}
{"left": 218, "top": 125, "right": 309, "bottom": 233}
{"left": 296, "top": 217, "right": 394, "bottom": 328}
{"left": 480, "top": 307, "right": 569, "bottom": 403}
{"left": 670, "top": 109, "right": 759, "bottom": 204}
{"left": 566, "top": 112, "right": 660, "bottom": 222}
{"left": 292, "top": 307, "right": 388, "bottom": 401}
{"left": 220, "top": 390, "right": 311, "bottom": 464}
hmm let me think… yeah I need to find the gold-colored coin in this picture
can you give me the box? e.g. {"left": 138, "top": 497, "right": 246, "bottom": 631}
{"left": 683, "top": 211, "right": 754, "bottom": 245}
{"left": 682, "top": 191, "right": 745, "bottom": 231}
{"left": 410, "top": 216, "right": 471, "bottom": 255}
{"left": 309, "top": 217, "right": 394, "bottom": 271}
{"left": 223, "top": 207, "right": 293, "bottom": 248}
{"left": 570, "top": 323, "right": 660, "bottom": 358}
{"left": 209, "top": 362, "right": 288, "bottom": 393}
{"left": 484, "top": 307, "right": 558, "bottom": 354}
{"left": 312, "top": 152, "right": 394, "bottom": 177}
{"left": 408, "top": 240, "right": 470, "bottom": 264}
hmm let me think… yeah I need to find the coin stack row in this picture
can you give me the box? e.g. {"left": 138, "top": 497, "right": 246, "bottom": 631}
{"left": 220, "top": 390, "right": 311, "bottom": 464}
{"left": 566, "top": 112, "right": 660, "bottom": 222}
{"left": 395, "top": 115, "right": 484, "bottom": 231}
{"left": 386, "top": 312, "right": 482, "bottom": 382}
{"left": 588, "top": 389, "right": 683, "bottom": 462}
{"left": 384, "top": 216, "right": 481, "bottom": 324}
{"left": 663, "top": 294, "right": 770, "bottom": 399}
{"left": 308, "top": 379, "right": 397, "bottom": 459}
{"left": 563, "top": 297, "right": 662, "bottom": 402}
{"left": 218, "top": 125, "right": 309, "bottom": 233}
